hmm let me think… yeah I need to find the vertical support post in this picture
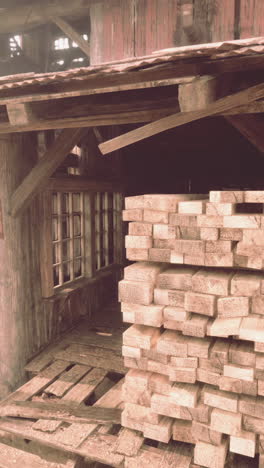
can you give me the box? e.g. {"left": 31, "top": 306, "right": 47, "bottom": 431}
{"left": 0, "top": 133, "right": 42, "bottom": 398}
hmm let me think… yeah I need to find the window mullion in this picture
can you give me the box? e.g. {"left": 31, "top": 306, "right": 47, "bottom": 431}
{"left": 57, "top": 192, "right": 63, "bottom": 286}
{"left": 103, "top": 192, "right": 109, "bottom": 267}
{"left": 69, "top": 192, "right": 74, "bottom": 281}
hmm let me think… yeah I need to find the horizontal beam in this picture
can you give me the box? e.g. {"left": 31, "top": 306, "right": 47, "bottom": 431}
{"left": 0, "top": 97, "right": 180, "bottom": 133}
{"left": 1, "top": 399, "right": 121, "bottom": 425}
{"left": 1, "top": 54, "right": 264, "bottom": 106}
{"left": 99, "top": 81, "right": 264, "bottom": 154}
{"left": 47, "top": 176, "right": 123, "bottom": 193}
{"left": 0, "top": 0, "right": 93, "bottom": 34}
{"left": 1, "top": 94, "right": 264, "bottom": 135}
{"left": 0, "top": 76, "right": 193, "bottom": 107}
{"left": 10, "top": 127, "right": 87, "bottom": 217}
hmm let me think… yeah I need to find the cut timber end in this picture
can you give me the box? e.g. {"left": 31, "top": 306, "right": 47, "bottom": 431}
{"left": 7, "top": 103, "right": 35, "bottom": 126}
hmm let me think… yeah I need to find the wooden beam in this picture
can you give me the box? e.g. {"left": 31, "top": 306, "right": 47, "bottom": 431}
{"left": 0, "top": 400, "right": 122, "bottom": 425}
{"left": 179, "top": 76, "right": 220, "bottom": 112}
{"left": 0, "top": 0, "right": 92, "bottom": 34}
{"left": 0, "top": 97, "right": 180, "bottom": 133}
{"left": 0, "top": 76, "right": 193, "bottom": 107}
{"left": 51, "top": 16, "right": 90, "bottom": 58}
{"left": 98, "top": 81, "right": 264, "bottom": 155}
{"left": 224, "top": 100, "right": 264, "bottom": 115}
{"left": 0, "top": 97, "right": 263, "bottom": 135}
{"left": 10, "top": 127, "right": 87, "bottom": 217}
{"left": 6, "top": 103, "right": 36, "bottom": 126}
{"left": 1, "top": 54, "right": 264, "bottom": 106}
{"left": 226, "top": 114, "right": 264, "bottom": 153}
{"left": 47, "top": 176, "right": 123, "bottom": 193}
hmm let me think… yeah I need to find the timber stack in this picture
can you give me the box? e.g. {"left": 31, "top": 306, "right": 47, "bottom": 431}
{"left": 119, "top": 191, "right": 264, "bottom": 468}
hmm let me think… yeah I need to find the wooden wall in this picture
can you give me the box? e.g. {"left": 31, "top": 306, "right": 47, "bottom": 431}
{"left": 0, "top": 130, "right": 124, "bottom": 398}
{"left": 39, "top": 265, "right": 122, "bottom": 353}
{"left": 90, "top": 0, "right": 264, "bottom": 64}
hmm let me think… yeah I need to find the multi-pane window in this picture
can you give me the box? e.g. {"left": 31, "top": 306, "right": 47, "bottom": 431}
{"left": 95, "top": 192, "right": 114, "bottom": 270}
{"left": 46, "top": 190, "right": 123, "bottom": 292}
{"left": 52, "top": 192, "right": 84, "bottom": 288}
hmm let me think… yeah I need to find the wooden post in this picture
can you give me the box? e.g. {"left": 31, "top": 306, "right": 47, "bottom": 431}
{"left": 0, "top": 133, "right": 42, "bottom": 398}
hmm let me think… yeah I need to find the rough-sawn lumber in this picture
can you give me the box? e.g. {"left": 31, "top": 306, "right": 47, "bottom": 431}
{"left": 0, "top": 400, "right": 122, "bottom": 425}
{"left": 99, "top": 81, "right": 264, "bottom": 154}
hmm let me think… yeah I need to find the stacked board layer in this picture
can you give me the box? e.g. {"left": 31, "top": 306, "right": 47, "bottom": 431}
{"left": 123, "top": 191, "right": 264, "bottom": 270}
{"left": 120, "top": 192, "right": 264, "bottom": 468}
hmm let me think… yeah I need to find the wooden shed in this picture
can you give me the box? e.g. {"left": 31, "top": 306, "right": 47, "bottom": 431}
{"left": 0, "top": 1, "right": 264, "bottom": 467}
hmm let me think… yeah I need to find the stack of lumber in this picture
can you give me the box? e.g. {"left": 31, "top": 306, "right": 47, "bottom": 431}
{"left": 120, "top": 191, "right": 264, "bottom": 468}
{"left": 119, "top": 262, "right": 264, "bottom": 344}
{"left": 124, "top": 191, "right": 264, "bottom": 270}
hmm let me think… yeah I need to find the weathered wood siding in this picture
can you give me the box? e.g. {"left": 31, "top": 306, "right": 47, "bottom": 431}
{"left": 90, "top": 0, "right": 264, "bottom": 64}
{"left": 90, "top": 0, "right": 135, "bottom": 64}
{"left": 39, "top": 265, "right": 122, "bottom": 351}
{"left": 0, "top": 133, "right": 42, "bottom": 398}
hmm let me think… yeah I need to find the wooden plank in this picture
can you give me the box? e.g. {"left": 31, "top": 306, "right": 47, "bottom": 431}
{"left": 94, "top": 377, "right": 124, "bottom": 408}
{"left": 25, "top": 325, "right": 123, "bottom": 375}
{"left": 24, "top": 337, "right": 72, "bottom": 374}
{"left": 226, "top": 114, "right": 264, "bottom": 153}
{"left": 0, "top": 75, "right": 193, "bottom": 106}
{"left": 99, "top": 81, "right": 264, "bottom": 154}
{"left": 0, "top": 101, "right": 180, "bottom": 133}
{"left": 62, "top": 367, "right": 108, "bottom": 404}
{"left": 55, "top": 343, "right": 126, "bottom": 374}
{"left": 3, "top": 85, "right": 182, "bottom": 130}
{"left": 44, "top": 364, "right": 91, "bottom": 397}
{"left": 10, "top": 127, "right": 87, "bottom": 217}
{"left": 0, "top": 378, "right": 125, "bottom": 467}
{"left": 0, "top": 400, "right": 122, "bottom": 425}
{"left": 0, "top": 441, "right": 76, "bottom": 468}
{"left": 113, "top": 427, "right": 144, "bottom": 456}
{"left": 225, "top": 100, "right": 264, "bottom": 114}
{"left": 0, "top": 418, "right": 124, "bottom": 467}
{"left": 77, "top": 377, "right": 124, "bottom": 438}
{"left": 52, "top": 16, "right": 90, "bottom": 58}
{"left": 2, "top": 360, "right": 70, "bottom": 403}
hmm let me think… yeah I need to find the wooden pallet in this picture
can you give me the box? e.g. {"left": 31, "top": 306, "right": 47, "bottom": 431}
{"left": 0, "top": 323, "right": 258, "bottom": 467}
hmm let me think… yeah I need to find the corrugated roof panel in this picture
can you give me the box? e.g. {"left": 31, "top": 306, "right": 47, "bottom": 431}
{"left": 0, "top": 37, "right": 263, "bottom": 92}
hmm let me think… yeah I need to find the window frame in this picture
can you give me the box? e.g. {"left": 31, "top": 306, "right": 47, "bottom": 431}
{"left": 40, "top": 178, "right": 123, "bottom": 298}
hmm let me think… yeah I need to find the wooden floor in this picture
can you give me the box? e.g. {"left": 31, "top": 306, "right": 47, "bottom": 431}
{"left": 0, "top": 302, "right": 259, "bottom": 467}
